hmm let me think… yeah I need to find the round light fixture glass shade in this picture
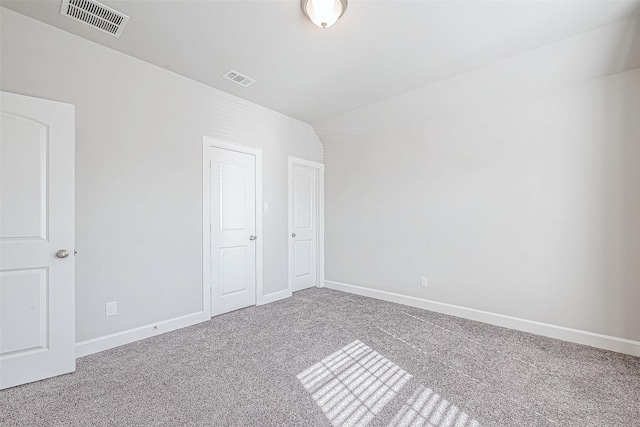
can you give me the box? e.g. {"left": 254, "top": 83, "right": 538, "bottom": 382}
{"left": 301, "top": 0, "right": 347, "bottom": 29}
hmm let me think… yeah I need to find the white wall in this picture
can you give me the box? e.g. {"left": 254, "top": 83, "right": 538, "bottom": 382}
{"left": 316, "top": 17, "right": 640, "bottom": 342}
{"left": 0, "top": 8, "right": 323, "bottom": 343}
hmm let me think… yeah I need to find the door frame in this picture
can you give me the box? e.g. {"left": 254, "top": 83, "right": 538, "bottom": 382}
{"left": 287, "top": 156, "right": 325, "bottom": 294}
{"left": 202, "top": 137, "right": 263, "bottom": 318}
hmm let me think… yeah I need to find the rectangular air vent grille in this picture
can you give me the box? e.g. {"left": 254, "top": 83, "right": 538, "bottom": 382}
{"left": 60, "top": 0, "right": 129, "bottom": 38}
{"left": 222, "top": 70, "right": 256, "bottom": 87}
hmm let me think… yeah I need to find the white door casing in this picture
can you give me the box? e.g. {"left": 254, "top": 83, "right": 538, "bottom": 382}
{"left": 288, "top": 157, "right": 324, "bottom": 293}
{"left": 0, "top": 91, "right": 75, "bottom": 389}
{"left": 203, "top": 138, "right": 263, "bottom": 317}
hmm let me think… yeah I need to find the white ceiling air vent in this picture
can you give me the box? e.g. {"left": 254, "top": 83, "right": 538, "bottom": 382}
{"left": 222, "top": 70, "right": 256, "bottom": 88}
{"left": 60, "top": 0, "right": 129, "bottom": 38}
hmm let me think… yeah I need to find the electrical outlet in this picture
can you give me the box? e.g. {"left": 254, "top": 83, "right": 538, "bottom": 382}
{"left": 420, "top": 276, "right": 428, "bottom": 288}
{"left": 263, "top": 203, "right": 270, "bottom": 212}
{"left": 105, "top": 301, "right": 118, "bottom": 317}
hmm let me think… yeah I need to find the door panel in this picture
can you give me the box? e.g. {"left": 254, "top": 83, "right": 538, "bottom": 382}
{"left": 210, "top": 147, "right": 256, "bottom": 316}
{"left": 0, "top": 91, "right": 75, "bottom": 390}
{"left": 0, "top": 113, "right": 48, "bottom": 240}
{"left": 294, "top": 240, "right": 313, "bottom": 278}
{"left": 290, "top": 164, "right": 318, "bottom": 292}
{"left": 220, "top": 162, "right": 247, "bottom": 230}
{"left": 294, "top": 175, "right": 313, "bottom": 229}
{"left": 0, "top": 268, "right": 48, "bottom": 354}
{"left": 220, "top": 246, "right": 248, "bottom": 295}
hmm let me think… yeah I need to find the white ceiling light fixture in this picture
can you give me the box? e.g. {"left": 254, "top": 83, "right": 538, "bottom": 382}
{"left": 301, "top": 0, "right": 347, "bottom": 29}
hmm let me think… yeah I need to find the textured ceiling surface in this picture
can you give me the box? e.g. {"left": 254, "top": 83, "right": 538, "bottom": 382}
{"left": 2, "top": 0, "right": 639, "bottom": 123}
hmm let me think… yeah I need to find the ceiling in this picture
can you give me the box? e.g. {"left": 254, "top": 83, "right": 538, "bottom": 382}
{"left": 2, "top": 0, "right": 639, "bottom": 124}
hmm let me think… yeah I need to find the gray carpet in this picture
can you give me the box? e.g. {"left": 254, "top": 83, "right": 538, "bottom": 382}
{"left": 1, "top": 288, "right": 639, "bottom": 427}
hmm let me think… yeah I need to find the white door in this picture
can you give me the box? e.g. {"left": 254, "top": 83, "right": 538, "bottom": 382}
{"left": 289, "top": 164, "right": 318, "bottom": 292}
{"left": 0, "top": 92, "right": 75, "bottom": 389}
{"left": 209, "top": 147, "right": 257, "bottom": 316}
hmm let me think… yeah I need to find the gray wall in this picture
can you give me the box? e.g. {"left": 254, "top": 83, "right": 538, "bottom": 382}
{"left": 316, "top": 17, "right": 640, "bottom": 342}
{"left": 1, "top": 9, "right": 323, "bottom": 342}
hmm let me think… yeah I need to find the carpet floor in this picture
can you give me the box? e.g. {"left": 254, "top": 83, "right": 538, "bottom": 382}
{"left": 1, "top": 288, "right": 639, "bottom": 427}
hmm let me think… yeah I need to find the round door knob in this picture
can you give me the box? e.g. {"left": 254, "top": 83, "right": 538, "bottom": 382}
{"left": 292, "top": 233, "right": 296, "bottom": 237}
{"left": 249, "top": 235, "right": 257, "bottom": 241}
{"left": 56, "top": 249, "right": 70, "bottom": 258}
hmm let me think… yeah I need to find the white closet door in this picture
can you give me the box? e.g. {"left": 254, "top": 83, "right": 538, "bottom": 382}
{"left": 0, "top": 91, "right": 75, "bottom": 389}
{"left": 209, "top": 147, "right": 257, "bottom": 316}
{"left": 289, "top": 164, "right": 318, "bottom": 292}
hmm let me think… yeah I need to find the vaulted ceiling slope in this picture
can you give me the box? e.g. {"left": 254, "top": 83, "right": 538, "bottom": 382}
{"left": 2, "top": 0, "right": 639, "bottom": 124}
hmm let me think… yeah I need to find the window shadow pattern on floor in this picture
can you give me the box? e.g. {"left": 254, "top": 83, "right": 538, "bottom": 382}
{"left": 297, "top": 340, "right": 481, "bottom": 427}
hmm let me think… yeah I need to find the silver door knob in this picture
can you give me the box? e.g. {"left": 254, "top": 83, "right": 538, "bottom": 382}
{"left": 249, "top": 235, "right": 256, "bottom": 241}
{"left": 56, "top": 249, "right": 70, "bottom": 258}
{"left": 292, "top": 233, "right": 296, "bottom": 237}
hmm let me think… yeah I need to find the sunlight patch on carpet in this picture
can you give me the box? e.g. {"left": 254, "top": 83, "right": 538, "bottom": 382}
{"left": 388, "top": 384, "right": 481, "bottom": 427}
{"left": 297, "top": 340, "right": 412, "bottom": 426}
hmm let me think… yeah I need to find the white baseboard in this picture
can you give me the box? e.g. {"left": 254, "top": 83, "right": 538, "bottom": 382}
{"left": 325, "top": 280, "right": 640, "bottom": 357}
{"left": 258, "top": 289, "right": 292, "bottom": 305}
{"left": 75, "top": 311, "right": 206, "bottom": 358}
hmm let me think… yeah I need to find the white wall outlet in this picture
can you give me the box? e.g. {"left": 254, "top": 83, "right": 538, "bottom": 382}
{"left": 105, "top": 301, "right": 118, "bottom": 317}
{"left": 420, "top": 276, "right": 428, "bottom": 288}
{"left": 263, "top": 203, "right": 269, "bottom": 212}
